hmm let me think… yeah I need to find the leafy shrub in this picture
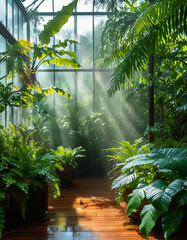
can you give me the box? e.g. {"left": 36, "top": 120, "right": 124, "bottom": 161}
{"left": 42, "top": 146, "right": 85, "bottom": 174}
{"left": 0, "top": 124, "right": 61, "bottom": 236}
{"left": 106, "top": 138, "right": 151, "bottom": 203}
{"left": 112, "top": 148, "right": 187, "bottom": 239}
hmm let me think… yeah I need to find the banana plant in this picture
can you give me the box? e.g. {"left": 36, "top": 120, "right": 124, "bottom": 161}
{"left": 112, "top": 148, "right": 187, "bottom": 239}
{"left": 0, "top": 0, "right": 79, "bottom": 95}
{"left": 0, "top": 39, "right": 80, "bottom": 86}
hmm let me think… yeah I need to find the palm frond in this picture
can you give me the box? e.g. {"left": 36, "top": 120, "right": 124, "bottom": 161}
{"left": 104, "top": 0, "right": 187, "bottom": 96}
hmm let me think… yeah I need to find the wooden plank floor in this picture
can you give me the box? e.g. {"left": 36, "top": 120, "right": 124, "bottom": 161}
{"left": 2, "top": 178, "right": 186, "bottom": 240}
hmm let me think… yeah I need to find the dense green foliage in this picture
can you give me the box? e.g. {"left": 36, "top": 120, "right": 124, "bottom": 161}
{"left": 96, "top": 0, "right": 187, "bottom": 141}
{"left": 112, "top": 148, "right": 187, "bottom": 239}
{"left": 42, "top": 145, "right": 85, "bottom": 172}
{"left": 0, "top": 124, "right": 61, "bottom": 236}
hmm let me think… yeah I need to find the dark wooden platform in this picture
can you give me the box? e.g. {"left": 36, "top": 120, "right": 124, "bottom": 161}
{"left": 2, "top": 178, "right": 186, "bottom": 240}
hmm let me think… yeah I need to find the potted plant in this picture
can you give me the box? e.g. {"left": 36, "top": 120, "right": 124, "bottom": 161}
{"left": 44, "top": 146, "right": 85, "bottom": 186}
{"left": 0, "top": 124, "right": 61, "bottom": 237}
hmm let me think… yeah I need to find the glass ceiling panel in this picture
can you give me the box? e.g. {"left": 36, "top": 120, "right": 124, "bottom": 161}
{"left": 54, "top": 0, "right": 73, "bottom": 12}
{"left": 0, "top": 0, "right": 6, "bottom": 26}
{"left": 37, "top": 0, "right": 53, "bottom": 12}
{"left": 77, "top": 0, "right": 93, "bottom": 12}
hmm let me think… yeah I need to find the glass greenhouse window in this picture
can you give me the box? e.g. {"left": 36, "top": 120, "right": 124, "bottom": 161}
{"left": 0, "top": 0, "right": 6, "bottom": 25}
{"left": 78, "top": 72, "right": 93, "bottom": 111}
{"left": 55, "top": 72, "right": 75, "bottom": 115}
{"left": 95, "top": 72, "right": 109, "bottom": 112}
{"left": 7, "top": 0, "right": 13, "bottom": 35}
{"left": 14, "top": 2, "right": 19, "bottom": 39}
{"left": 37, "top": 0, "right": 53, "bottom": 12}
{"left": 0, "top": 35, "right": 6, "bottom": 126}
{"left": 77, "top": 16, "right": 93, "bottom": 69}
{"left": 19, "top": 9, "right": 23, "bottom": 38}
{"left": 23, "top": 16, "right": 27, "bottom": 39}
{"left": 77, "top": 0, "right": 93, "bottom": 12}
{"left": 54, "top": 0, "right": 73, "bottom": 12}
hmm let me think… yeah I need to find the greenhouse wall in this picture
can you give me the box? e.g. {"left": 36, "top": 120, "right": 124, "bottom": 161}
{"left": 0, "top": 0, "right": 29, "bottom": 127}
{"left": 30, "top": 0, "right": 112, "bottom": 115}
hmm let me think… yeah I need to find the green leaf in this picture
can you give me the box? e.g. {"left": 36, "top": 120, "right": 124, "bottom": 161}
{"left": 111, "top": 172, "right": 137, "bottom": 189}
{"left": 47, "top": 58, "right": 80, "bottom": 69}
{"left": 162, "top": 208, "right": 186, "bottom": 239}
{"left": 145, "top": 179, "right": 184, "bottom": 212}
{"left": 121, "top": 155, "right": 153, "bottom": 172}
{"left": 150, "top": 148, "right": 187, "bottom": 178}
{"left": 127, "top": 182, "right": 148, "bottom": 216}
{"left": 139, "top": 204, "right": 162, "bottom": 240}
{"left": 39, "top": 0, "right": 78, "bottom": 45}
{"left": 172, "top": 190, "right": 187, "bottom": 206}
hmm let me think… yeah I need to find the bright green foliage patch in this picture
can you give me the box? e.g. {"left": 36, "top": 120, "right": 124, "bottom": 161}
{"left": 39, "top": 0, "right": 78, "bottom": 45}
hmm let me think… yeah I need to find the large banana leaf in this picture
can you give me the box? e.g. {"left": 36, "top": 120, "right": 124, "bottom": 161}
{"left": 139, "top": 204, "right": 162, "bottom": 240}
{"left": 149, "top": 148, "right": 187, "bottom": 178}
{"left": 47, "top": 58, "right": 80, "bottom": 69}
{"left": 111, "top": 172, "right": 137, "bottom": 189}
{"left": 127, "top": 182, "right": 148, "bottom": 216}
{"left": 39, "top": 0, "right": 78, "bottom": 45}
{"left": 121, "top": 148, "right": 187, "bottom": 178}
{"left": 145, "top": 179, "right": 184, "bottom": 212}
{"left": 121, "top": 155, "right": 153, "bottom": 172}
{"left": 162, "top": 208, "right": 186, "bottom": 240}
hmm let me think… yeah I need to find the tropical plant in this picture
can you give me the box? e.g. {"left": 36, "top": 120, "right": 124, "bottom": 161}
{"left": 112, "top": 148, "right": 187, "bottom": 239}
{"left": 97, "top": 0, "right": 186, "bottom": 95}
{"left": 0, "top": 0, "right": 79, "bottom": 91}
{"left": 107, "top": 138, "right": 151, "bottom": 177}
{"left": 0, "top": 82, "right": 31, "bottom": 113}
{"left": 43, "top": 146, "right": 85, "bottom": 173}
{"left": 0, "top": 124, "right": 61, "bottom": 236}
{"left": 0, "top": 38, "right": 80, "bottom": 86}
{"left": 96, "top": 0, "right": 186, "bottom": 142}
{"left": 59, "top": 103, "right": 111, "bottom": 176}
{"left": 107, "top": 138, "right": 152, "bottom": 203}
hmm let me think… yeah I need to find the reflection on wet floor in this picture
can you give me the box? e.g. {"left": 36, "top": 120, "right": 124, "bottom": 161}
{"left": 47, "top": 230, "right": 99, "bottom": 240}
{"left": 3, "top": 178, "right": 186, "bottom": 240}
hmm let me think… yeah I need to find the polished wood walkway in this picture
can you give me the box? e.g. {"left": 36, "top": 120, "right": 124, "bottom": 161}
{"left": 2, "top": 178, "right": 186, "bottom": 240}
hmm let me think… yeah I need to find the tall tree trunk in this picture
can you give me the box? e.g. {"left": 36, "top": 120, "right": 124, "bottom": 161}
{"left": 148, "top": 0, "right": 155, "bottom": 143}
{"left": 148, "top": 54, "right": 154, "bottom": 143}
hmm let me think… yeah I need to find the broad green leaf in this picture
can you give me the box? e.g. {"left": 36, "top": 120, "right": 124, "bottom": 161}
{"left": 121, "top": 155, "right": 153, "bottom": 172}
{"left": 172, "top": 190, "right": 187, "bottom": 206}
{"left": 112, "top": 172, "right": 137, "bottom": 189}
{"left": 162, "top": 208, "right": 186, "bottom": 239}
{"left": 145, "top": 179, "right": 184, "bottom": 212}
{"left": 127, "top": 182, "right": 148, "bottom": 216}
{"left": 48, "top": 58, "right": 80, "bottom": 69}
{"left": 39, "top": 0, "right": 78, "bottom": 45}
{"left": 150, "top": 148, "right": 187, "bottom": 178}
{"left": 140, "top": 204, "right": 162, "bottom": 240}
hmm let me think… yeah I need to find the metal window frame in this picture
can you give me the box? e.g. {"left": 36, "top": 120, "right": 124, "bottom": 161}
{"left": 36, "top": 0, "right": 112, "bottom": 112}
{"left": 0, "top": 0, "right": 29, "bottom": 127}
